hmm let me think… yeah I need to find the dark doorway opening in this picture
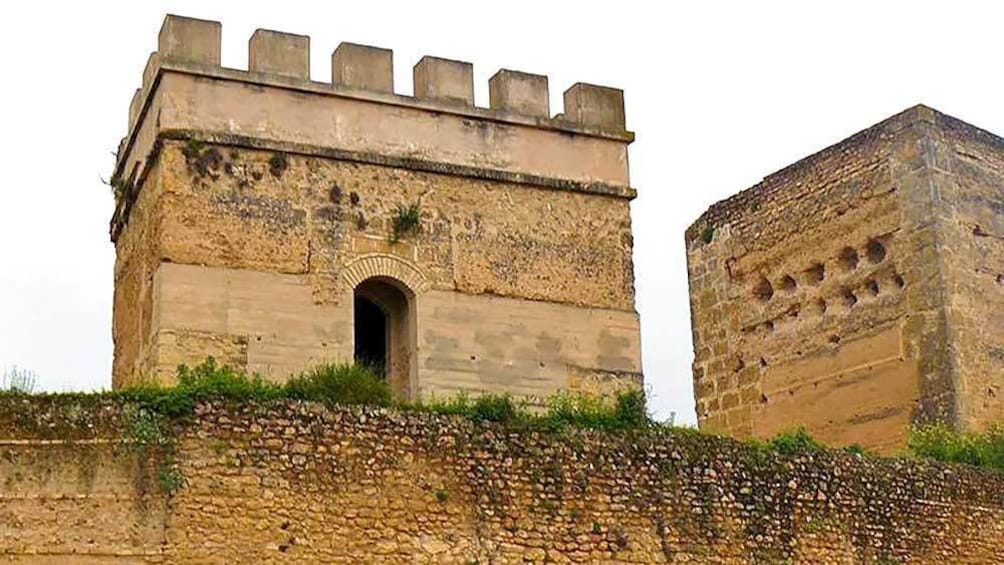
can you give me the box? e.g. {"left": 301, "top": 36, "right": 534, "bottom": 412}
{"left": 354, "top": 295, "right": 387, "bottom": 376}
{"left": 352, "top": 277, "right": 415, "bottom": 399}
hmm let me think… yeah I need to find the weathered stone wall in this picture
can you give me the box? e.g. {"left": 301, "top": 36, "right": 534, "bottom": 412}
{"left": 685, "top": 106, "right": 1004, "bottom": 451}
{"left": 685, "top": 108, "right": 944, "bottom": 452}
{"left": 927, "top": 113, "right": 1004, "bottom": 431}
{"left": 2, "top": 398, "right": 1003, "bottom": 563}
{"left": 113, "top": 140, "right": 641, "bottom": 400}
{"left": 111, "top": 15, "right": 642, "bottom": 401}
{"left": 0, "top": 398, "right": 167, "bottom": 562}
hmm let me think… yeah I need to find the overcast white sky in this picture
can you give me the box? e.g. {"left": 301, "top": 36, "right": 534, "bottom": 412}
{"left": 2, "top": 1, "right": 1003, "bottom": 423}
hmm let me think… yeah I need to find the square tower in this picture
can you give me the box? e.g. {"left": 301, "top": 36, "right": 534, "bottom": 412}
{"left": 686, "top": 105, "right": 1004, "bottom": 452}
{"left": 111, "top": 15, "right": 642, "bottom": 402}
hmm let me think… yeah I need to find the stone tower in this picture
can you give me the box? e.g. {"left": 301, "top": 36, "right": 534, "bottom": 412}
{"left": 686, "top": 105, "right": 1004, "bottom": 452}
{"left": 111, "top": 15, "right": 641, "bottom": 401}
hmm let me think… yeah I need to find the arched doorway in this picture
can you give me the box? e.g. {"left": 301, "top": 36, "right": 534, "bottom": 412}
{"left": 353, "top": 277, "right": 416, "bottom": 400}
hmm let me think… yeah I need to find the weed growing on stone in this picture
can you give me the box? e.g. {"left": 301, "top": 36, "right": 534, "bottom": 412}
{"left": 1, "top": 366, "right": 37, "bottom": 394}
{"left": 157, "top": 459, "right": 185, "bottom": 493}
{"left": 181, "top": 138, "right": 222, "bottom": 177}
{"left": 765, "top": 427, "right": 824, "bottom": 456}
{"left": 114, "top": 358, "right": 655, "bottom": 435}
{"left": 541, "top": 390, "right": 649, "bottom": 431}
{"left": 404, "top": 388, "right": 650, "bottom": 432}
{"left": 700, "top": 224, "right": 715, "bottom": 244}
{"left": 390, "top": 202, "right": 422, "bottom": 242}
{"left": 285, "top": 364, "right": 392, "bottom": 407}
{"left": 115, "top": 358, "right": 283, "bottom": 418}
{"left": 101, "top": 175, "right": 133, "bottom": 203}
{"left": 908, "top": 422, "right": 1004, "bottom": 472}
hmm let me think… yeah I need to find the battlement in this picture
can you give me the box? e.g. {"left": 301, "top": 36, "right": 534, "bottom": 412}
{"left": 140, "top": 15, "right": 628, "bottom": 131}
{"left": 116, "top": 16, "right": 633, "bottom": 215}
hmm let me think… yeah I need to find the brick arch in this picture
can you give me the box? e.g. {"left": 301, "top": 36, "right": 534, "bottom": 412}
{"left": 342, "top": 254, "right": 430, "bottom": 294}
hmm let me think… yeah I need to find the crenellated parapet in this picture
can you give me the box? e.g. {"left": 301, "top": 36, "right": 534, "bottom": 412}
{"left": 134, "top": 15, "right": 628, "bottom": 130}
{"left": 114, "top": 15, "right": 633, "bottom": 237}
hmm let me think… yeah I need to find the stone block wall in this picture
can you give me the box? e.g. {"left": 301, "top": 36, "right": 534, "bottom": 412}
{"left": 0, "top": 398, "right": 167, "bottom": 562}
{"left": 1, "top": 397, "right": 1003, "bottom": 563}
{"left": 922, "top": 113, "right": 1004, "bottom": 431}
{"left": 110, "top": 15, "right": 641, "bottom": 402}
{"left": 685, "top": 105, "right": 1004, "bottom": 452}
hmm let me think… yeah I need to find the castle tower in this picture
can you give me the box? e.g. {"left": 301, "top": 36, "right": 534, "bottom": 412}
{"left": 111, "top": 15, "right": 642, "bottom": 401}
{"left": 686, "top": 105, "right": 1004, "bottom": 452}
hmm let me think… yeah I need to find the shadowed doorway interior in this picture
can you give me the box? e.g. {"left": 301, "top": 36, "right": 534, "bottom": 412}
{"left": 353, "top": 277, "right": 415, "bottom": 399}
{"left": 353, "top": 296, "right": 386, "bottom": 374}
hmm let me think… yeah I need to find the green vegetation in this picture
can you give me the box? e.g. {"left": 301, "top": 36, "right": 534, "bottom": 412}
{"left": 1, "top": 366, "right": 37, "bottom": 393}
{"left": 116, "top": 358, "right": 284, "bottom": 419}
{"left": 908, "top": 422, "right": 1004, "bottom": 473}
{"left": 102, "top": 175, "right": 132, "bottom": 203}
{"left": 184, "top": 138, "right": 206, "bottom": 155}
{"left": 113, "top": 358, "right": 399, "bottom": 421}
{"left": 764, "top": 427, "right": 824, "bottom": 455}
{"left": 700, "top": 224, "right": 715, "bottom": 244}
{"left": 842, "top": 443, "right": 875, "bottom": 457}
{"left": 157, "top": 460, "right": 185, "bottom": 493}
{"left": 181, "top": 138, "right": 222, "bottom": 177}
{"left": 390, "top": 202, "right": 422, "bottom": 242}
{"left": 542, "top": 390, "right": 649, "bottom": 431}
{"left": 153, "top": 359, "right": 648, "bottom": 432}
{"left": 0, "top": 358, "right": 652, "bottom": 434}
{"left": 746, "top": 423, "right": 1004, "bottom": 473}
{"left": 7, "top": 358, "right": 1004, "bottom": 477}
{"left": 405, "top": 388, "right": 650, "bottom": 432}
{"left": 286, "top": 364, "right": 393, "bottom": 407}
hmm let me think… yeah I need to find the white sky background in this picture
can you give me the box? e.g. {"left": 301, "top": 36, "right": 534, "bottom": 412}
{"left": 2, "top": 1, "right": 1004, "bottom": 423}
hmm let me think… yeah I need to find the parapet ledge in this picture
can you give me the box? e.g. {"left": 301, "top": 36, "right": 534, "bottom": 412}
{"left": 120, "top": 14, "right": 632, "bottom": 171}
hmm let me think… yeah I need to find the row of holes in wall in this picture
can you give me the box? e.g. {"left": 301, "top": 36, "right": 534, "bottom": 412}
{"left": 744, "top": 269, "right": 906, "bottom": 336}
{"left": 752, "top": 238, "right": 888, "bottom": 302}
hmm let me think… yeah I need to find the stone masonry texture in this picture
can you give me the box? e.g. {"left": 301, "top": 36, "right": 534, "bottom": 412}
{"left": 2, "top": 396, "right": 1004, "bottom": 563}
{"left": 111, "top": 16, "right": 641, "bottom": 402}
{"left": 686, "top": 105, "right": 1004, "bottom": 453}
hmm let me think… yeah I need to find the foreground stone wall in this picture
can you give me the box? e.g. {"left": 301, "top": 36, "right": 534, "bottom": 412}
{"left": 0, "top": 398, "right": 167, "bottom": 562}
{"left": 2, "top": 397, "right": 1003, "bottom": 563}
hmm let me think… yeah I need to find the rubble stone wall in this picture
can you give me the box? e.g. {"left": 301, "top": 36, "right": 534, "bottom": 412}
{"left": 1, "top": 398, "right": 1002, "bottom": 564}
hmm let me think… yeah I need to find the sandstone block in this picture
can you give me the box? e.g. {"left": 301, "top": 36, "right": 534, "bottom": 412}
{"left": 413, "top": 56, "right": 474, "bottom": 106}
{"left": 249, "top": 29, "right": 310, "bottom": 79}
{"left": 563, "top": 83, "right": 625, "bottom": 130}
{"left": 332, "top": 42, "right": 394, "bottom": 93}
{"left": 158, "top": 15, "right": 222, "bottom": 65}
{"left": 489, "top": 69, "right": 549, "bottom": 118}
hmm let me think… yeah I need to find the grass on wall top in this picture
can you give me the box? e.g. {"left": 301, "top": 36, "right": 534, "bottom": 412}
{"left": 2, "top": 357, "right": 1002, "bottom": 473}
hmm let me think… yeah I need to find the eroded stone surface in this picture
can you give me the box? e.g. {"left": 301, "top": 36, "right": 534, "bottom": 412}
{"left": 114, "top": 139, "right": 640, "bottom": 399}
{"left": 686, "top": 105, "right": 1004, "bottom": 452}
